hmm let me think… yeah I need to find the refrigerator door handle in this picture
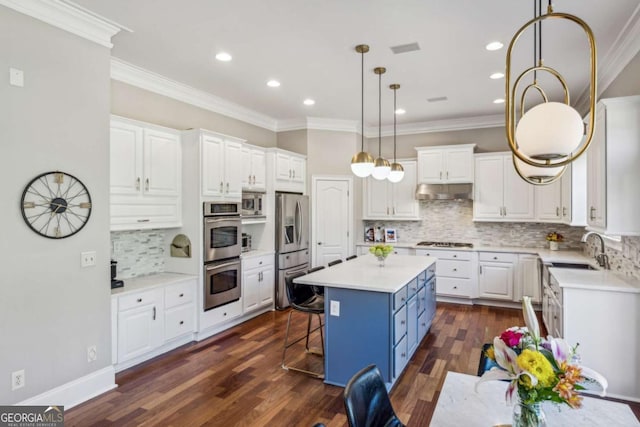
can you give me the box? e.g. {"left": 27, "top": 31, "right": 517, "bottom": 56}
{"left": 295, "top": 200, "right": 302, "bottom": 247}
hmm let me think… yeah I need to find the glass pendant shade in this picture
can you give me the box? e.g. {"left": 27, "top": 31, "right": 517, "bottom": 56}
{"left": 351, "top": 151, "right": 375, "bottom": 177}
{"left": 371, "top": 157, "right": 391, "bottom": 180}
{"left": 387, "top": 162, "right": 405, "bottom": 183}
{"left": 515, "top": 102, "right": 584, "bottom": 160}
{"left": 514, "top": 156, "right": 565, "bottom": 183}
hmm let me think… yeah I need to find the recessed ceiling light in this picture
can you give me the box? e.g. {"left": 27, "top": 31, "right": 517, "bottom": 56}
{"left": 485, "top": 41, "right": 504, "bottom": 51}
{"left": 490, "top": 72, "right": 505, "bottom": 79}
{"left": 493, "top": 98, "right": 505, "bottom": 104}
{"left": 395, "top": 108, "right": 406, "bottom": 115}
{"left": 267, "top": 80, "right": 281, "bottom": 87}
{"left": 303, "top": 99, "right": 315, "bottom": 106}
{"left": 215, "top": 52, "right": 232, "bottom": 62}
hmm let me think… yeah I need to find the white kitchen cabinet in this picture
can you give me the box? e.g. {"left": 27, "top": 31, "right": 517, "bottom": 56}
{"left": 268, "top": 149, "right": 306, "bottom": 193}
{"left": 110, "top": 116, "right": 182, "bottom": 230}
{"left": 116, "top": 288, "right": 164, "bottom": 363}
{"left": 535, "top": 180, "right": 562, "bottom": 222}
{"left": 242, "top": 144, "right": 266, "bottom": 191}
{"left": 478, "top": 252, "right": 516, "bottom": 301}
{"left": 242, "top": 253, "right": 275, "bottom": 313}
{"left": 514, "top": 254, "right": 541, "bottom": 303}
{"left": 586, "top": 96, "right": 640, "bottom": 235}
{"left": 415, "top": 144, "right": 475, "bottom": 183}
{"left": 363, "top": 160, "right": 419, "bottom": 220}
{"left": 474, "top": 153, "right": 534, "bottom": 221}
{"left": 415, "top": 249, "right": 477, "bottom": 299}
{"left": 200, "top": 132, "right": 244, "bottom": 200}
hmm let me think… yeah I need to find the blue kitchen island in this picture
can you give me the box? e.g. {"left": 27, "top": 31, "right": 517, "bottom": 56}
{"left": 295, "top": 254, "right": 437, "bottom": 387}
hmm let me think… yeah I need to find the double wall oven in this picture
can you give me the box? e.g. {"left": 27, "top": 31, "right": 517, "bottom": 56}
{"left": 203, "top": 202, "right": 242, "bottom": 311}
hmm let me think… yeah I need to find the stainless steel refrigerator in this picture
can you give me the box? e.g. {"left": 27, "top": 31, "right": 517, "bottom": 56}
{"left": 275, "top": 193, "right": 309, "bottom": 309}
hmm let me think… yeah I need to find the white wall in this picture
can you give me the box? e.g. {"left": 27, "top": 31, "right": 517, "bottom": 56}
{"left": 0, "top": 7, "right": 112, "bottom": 403}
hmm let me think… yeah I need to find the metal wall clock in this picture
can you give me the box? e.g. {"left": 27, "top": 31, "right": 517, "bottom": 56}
{"left": 21, "top": 171, "right": 92, "bottom": 239}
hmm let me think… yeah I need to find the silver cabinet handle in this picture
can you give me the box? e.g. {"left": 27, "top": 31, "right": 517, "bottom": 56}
{"left": 152, "top": 306, "right": 156, "bottom": 320}
{"left": 446, "top": 171, "right": 449, "bottom": 180}
{"left": 252, "top": 175, "right": 256, "bottom": 185}
{"left": 562, "top": 207, "right": 567, "bottom": 217}
{"left": 401, "top": 320, "right": 405, "bottom": 325}
{"left": 179, "top": 293, "right": 184, "bottom": 297}
{"left": 137, "top": 219, "right": 150, "bottom": 222}
{"left": 220, "top": 181, "right": 223, "bottom": 192}
{"left": 393, "top": 207, "right": 396, "bottom": 215}
{"left": 145, "top": 178, "right": 149, "bottom": 191}
{"left": 137, "top": 298, "right": 142, "bottom": 303}
{"left": 226, "top": 182, "right": 229, "bottom": 193}
{"left": 556, "top": 207, "right": 560, "bottom": 217}
{"left": 293, "top": 170, "right": 295, "bottom": 179}
{"left": 493, "top": 256, "right": 498, "bottom": 260}
{"left": 590, "top": 206, "right": 596, "bottom": 220}
{"left": 318, "top": 242, "right": 323, "bottom": 245}
{"left": 180, "top": 320, "right": 184, "bottom": 325}
{"left": 503, "top": 207, "right": 507, "bottom": 216}
{"left": 452, "top": 268, "right": 457, "bottom": 272}
{"left": 136, "top": 177, "right": 141, "bottom": 190}
{"left": 453, "top": 254, "right": 457, "bottom": 258}
{"left": 479, "top": 265, "right": 483, "bottom": 274}
{"left": 387, "top": 207, "right": 390, "bottom": 215}
{"left": 439, "top": 171, "right": 442, "bottom": 180}
{"left": 289, "top": 169, "right": 292, "bottom": 178}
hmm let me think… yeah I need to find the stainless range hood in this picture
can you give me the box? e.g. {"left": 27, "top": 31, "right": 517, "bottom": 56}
{"left": 415, "top": 183, "right": 473, "bottom": 200}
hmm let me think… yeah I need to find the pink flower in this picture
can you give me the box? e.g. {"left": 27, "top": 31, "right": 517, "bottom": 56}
{"left": 500, "top": 329, "right": 523, "bottom": 347}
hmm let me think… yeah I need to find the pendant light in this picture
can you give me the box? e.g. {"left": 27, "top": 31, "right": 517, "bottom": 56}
{"left": 387, "top": 83, "right": 404, "bottom": 183}
{"left": 506, "top": 0, "right": 597, "bottom": 171}
{"left": 371, "top": 67, "right": 390, "bottom": 180}
{"left": 350, "top": 44, "right": 375, "bottom": 178}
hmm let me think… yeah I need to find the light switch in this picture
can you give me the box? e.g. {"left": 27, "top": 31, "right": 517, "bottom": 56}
{"left": 9, "top": 68, "right": 24, "bottom": 87}
{"left": 330, "top": 300, "right": 340, "bottom": 317}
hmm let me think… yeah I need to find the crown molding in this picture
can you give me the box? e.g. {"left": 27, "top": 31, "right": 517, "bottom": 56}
{"left": 363, "top": 114, "right": 504, "bottom": 138}
{"left": 276, "top": 117, "right": 359, "bottom": 133}
{"left": 0, "top": 0, "right": 125, "bottom": 48}
{"left": 111, "top": 58, "right": 279, "bottom": 131}
{"left": 575, "top": 3, "right": 640, "bottom": 113}
{"left": 275, "top": 118, "right": 309, "bottom": 132}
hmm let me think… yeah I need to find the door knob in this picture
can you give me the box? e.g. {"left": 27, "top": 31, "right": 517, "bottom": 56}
{"left": 318, "top": 242, "right": 322, "bottom": 245}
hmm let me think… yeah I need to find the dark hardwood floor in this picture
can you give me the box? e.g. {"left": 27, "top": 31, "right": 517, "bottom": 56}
{"left": 66, "top": 303, "right": 640, "bottom": 426}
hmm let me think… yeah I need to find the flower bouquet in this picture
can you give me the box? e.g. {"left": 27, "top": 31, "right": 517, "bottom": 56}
{"left": 476, "top": 296, "right": 608, "bottom": 426}
{"left": 546, "top": 232, "right": 563, "bottom": 251}
{"left": 369, "top": 244, "right": 393, "bottom": 266}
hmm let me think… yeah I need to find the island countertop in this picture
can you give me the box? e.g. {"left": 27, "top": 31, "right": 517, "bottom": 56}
{"left": 294, "top": 254, "right": 437, "bottom": 293}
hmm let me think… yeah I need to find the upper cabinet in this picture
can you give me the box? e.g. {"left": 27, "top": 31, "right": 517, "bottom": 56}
{"left": 586, "top": 96, "right": 640, "bottom": 235}
{"left": 415, "top": 144, "right": 476, "bottom": 184}
{"left": 267, "top": 148, "right": 306, "bottom": 193}
{"left": 474, "top": 153, "right": 534, "bottom": 221}
{"left": 110, "top": 116, "right": 182, "bottom": 230}
{"left": 534, "top": 157, "right": 587, "bottom": 226}
{"left": 242, "top": 144, "right": 266, "bottom": 192}
{"left": 363, "top": 160, "right": 419, "bottom": 220}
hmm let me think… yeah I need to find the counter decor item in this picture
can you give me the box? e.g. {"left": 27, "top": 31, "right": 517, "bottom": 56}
{"left": 476, "top": 297, "right": 608, "bottom": 427}
{"left": 369, "top": 244, "right": 393, "bottom": 267}
{"left": 546, "top": 231, "right": 563, "bottom": 251}
{"left": 384, "top": 228, "right": 397, "bottom": 243}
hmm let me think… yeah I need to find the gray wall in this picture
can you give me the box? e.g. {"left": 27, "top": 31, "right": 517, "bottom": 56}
{"left": 0, "top": 7, "right": 112, "bottom": 403}
{"left": 276, "top": 129, "right": 307, "bottom": 154}
{"left": 601, "top": 50, "right": 640, "bottom": 99}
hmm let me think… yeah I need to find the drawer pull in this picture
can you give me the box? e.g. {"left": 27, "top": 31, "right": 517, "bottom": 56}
{"left": 223, "top": 312, "right": 227, "bottom": 316}
{"left": 452, "top": 268, "right": 457, "bottom": 272}
{"left": 453, "top": 286, "right": 458, "bottom": 289}
{"left": 401, "top": 320, "right": 405, "bottom": 325}
{"left": 401, "top": 297, "right": 406, "bottom": 302}
{"left": 179, "top": 293, "right": 184, "bottom": 297}
{"left": 152, "top": 306, "right": 156, "bottom": 320}
{"left": 493, "top": 256, "right": 498, "bottom": 260}
{"left": 180, "top": 320, "right": 184, "bottom": 325}
{"left": 401, "top": 352, "right": 406, "bottom": 358}
{"left": 137, "top": 298, "right": 142, "bottom": 303}
{"left": 259, "top": 261, "right": 263, "bottom": 265}
{"left": 453, "top": 254, "right": 457, "bottom": 258}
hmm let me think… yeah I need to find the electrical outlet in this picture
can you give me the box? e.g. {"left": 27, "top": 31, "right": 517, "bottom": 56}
{"left": 330, "top": 300, "right": 340, "bottom": 317}
{"left": 87, "top": 345, "right": 97, "bottom": 362}
{"left": 81, "top": 251, "right": 96, "bottom": 267}
{"left": 11, "top": 370, "right": 25, "bottom": 391}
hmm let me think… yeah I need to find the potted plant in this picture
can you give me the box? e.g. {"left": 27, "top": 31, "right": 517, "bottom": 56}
{"left": 546, "top": 232, "right": 563, "bottom": 251}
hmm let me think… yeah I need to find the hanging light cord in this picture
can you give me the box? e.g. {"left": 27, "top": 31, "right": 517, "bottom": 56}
{"left": 360, "top": 50, "right": 365, "bottom": 151}
{"left": 393, "top": 87, "right": 397, "bottom": 162}
{"left": 378, "top": 70, "right": 382, "bottom": 156}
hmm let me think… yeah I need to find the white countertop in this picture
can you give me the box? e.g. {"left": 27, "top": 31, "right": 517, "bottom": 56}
{"left": 111, "top": 272, "right": 198, "bottom": 296}
{"left": 550, "top": 268, "right": 640, "bottom": 294}
{"left": 294, "top": 254, "right": 436, "bottom": 293}
{"left": 241, "top": 249, "right": 275, "bottom": 259}
{"left": 430, "top": 371, "right": 639, "bottom": 426}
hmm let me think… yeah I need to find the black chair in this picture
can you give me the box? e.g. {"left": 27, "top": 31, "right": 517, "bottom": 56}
{"left": 307, "top": 265, "right": 326, "bottom": 295}
{"left": 282, "top": 271, "right": 325, "bottom": 379}
{"left": 343, "top": 365, "right": 405, "bottom": 427}
{"left": 328, "top": 259, "right": 343, "bottom": 267}
{"left": 307, "top": 266, "right": 325, "bottom": 273}
{"left": 346, "top": 255, "right": 358, "bottom": 261}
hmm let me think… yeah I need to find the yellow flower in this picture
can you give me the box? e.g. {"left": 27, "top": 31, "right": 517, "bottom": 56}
{"left": 485, "top": 346, "right": 495, "bottom": 361}
{"left": 517, "top": 349, "right": 556, "bottom": 388}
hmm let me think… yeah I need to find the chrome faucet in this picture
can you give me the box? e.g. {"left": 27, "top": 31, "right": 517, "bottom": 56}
{"left": 580, "top": 231, "right": 610, "bottom": 269}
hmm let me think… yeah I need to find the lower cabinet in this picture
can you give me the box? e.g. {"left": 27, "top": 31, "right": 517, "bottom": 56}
{"left": 478, "top": 252, "right": 516, "bottom": 300}
{"left": 112, "top": 276, "right": 196, "bottom": 371}
{"left": 416, "top": 249, "right": 477, "bottom": 299}
{"left": 514, "top": 254, "right": 541, "bottom": 303}
{"left": 242, "top": 254, "right": 275, "bottom": 313}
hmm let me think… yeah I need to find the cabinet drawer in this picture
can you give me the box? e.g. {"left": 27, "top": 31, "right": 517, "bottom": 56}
{"left": 165, "top": 280, "right": 194, "bottom": 309}
{"left": 437, "top": 277, "right": 473, "bottom": 298}
{"left": 393, "top": 286, "right": 408, "bottom": 311}
{"left": 242, "top": 254, "right": 274, "bottom": 271}
{"left": 118, "top": 289, "right": 162, "bottom": 311}
{"left": 165, "top": 304, "right": 195, "bottom": 341}
{"left": 393, "top": 305, "right": 407, "bottom": 345}
{"left": 479, "top": 252, "right": 517, "bottom": 263}
{"left": 407, "top": 278, "right": 419, "bottom": 298}
{"left": 209, "top": 300, "right": 242, "bottom": 325}
{"left": 394, "top": 335, "right": 408, "bottom": 378}
{"left": 437, "top": 259, "right": 471, "bottom": 278}
{"left": 417, "top": 249, "right": 472, "bottom": 260}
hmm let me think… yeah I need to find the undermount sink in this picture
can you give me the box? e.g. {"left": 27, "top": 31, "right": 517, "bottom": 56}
{"left": 550, "top": 262, "right": 598, "bottom": 270}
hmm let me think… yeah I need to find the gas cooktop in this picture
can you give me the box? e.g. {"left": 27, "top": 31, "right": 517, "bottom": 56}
{"left": 417, "top": 241, "right": 474, "bottom": 248}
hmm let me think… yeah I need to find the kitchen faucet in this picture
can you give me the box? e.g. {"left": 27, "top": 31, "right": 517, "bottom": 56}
{"left": 580, "top": 231, "right": 610, "bottom": 269}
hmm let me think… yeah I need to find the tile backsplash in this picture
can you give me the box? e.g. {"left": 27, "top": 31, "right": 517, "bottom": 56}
{"left": 583, "top": 236, "right": 640, "bottom": 280}
{"left": 111, "top": 229, "right": 166, "bottom": 279}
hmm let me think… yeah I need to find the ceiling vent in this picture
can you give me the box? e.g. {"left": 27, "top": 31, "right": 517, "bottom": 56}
{"left": 427, "top": 96, "right": 448, "bottom": 103}
{"left": 390, "top": 42, "right": 420, "bottom": 54}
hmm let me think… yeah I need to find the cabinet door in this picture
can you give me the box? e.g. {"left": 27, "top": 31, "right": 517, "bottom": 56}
{"left": 478, "top": 262, "right": 514, "bottom": 300}
{"left": 117, "top": 303, "right": 163, "bottom": 363}
{"left": 110, "top": 120, "right": 143, "bottom": 196}
{"left": 406, "top": 295, "right": 418, "bottom": 356}
{"left": 241, "top": 146, "right": 252, "bottom": 189}
{"left": 587, "top": 104, "right": 606, "bottom": 229}
{"left": 251, "top": 149, "right": 267, "bottom": 190}
{"left": 535, "top": 180, "right": 562, "bottom": 221}
{"left": 445, "top": 148, "right": 474, "bottom": 183}
{"left": 224, "top": 140, "right": 244, "bottom": 199}
{"left": 275, "top": 152, "right": 292, "bottom": 181}
{"left": 425, "top": 277, "right": 436, "bottom": 328}
{"left": 201, "top": 134, "right": 225, "bottom": 197}
{"left": 474, "top": 156, "right": 504, "bottom": 219}
{"left": 417, "top": 150, "right": 444, "bottom": 183}
{"left": 143, "top": 129, "right": 181, "bottom": 196}
{"left": 364, "top": 177, "right": 390, "bottom": 218}
{"left": 560, "top": 163, "right": 572, "bottom": 223}
{"left": 394, "top": 335, "right": 408, "bottom": 379}
{"left": 242, "top": 269, "right": 260, "bottom": 312}
{"left": 259, "top": 268, "right": 274, "bottom": 307}
{"left": 515, "top": 255, "right": 541, "bottom": 303}
{"left": 291, "top": 155, "right": 305, "bottom": 183}
{"left": 391, "top": 161, "right": 418, "bottom": 218}
{"left": 418, "top": 311, "right": 428, "bottom": 342}
{"left": 503, "top": 157, "right": 535, "bottom": 220}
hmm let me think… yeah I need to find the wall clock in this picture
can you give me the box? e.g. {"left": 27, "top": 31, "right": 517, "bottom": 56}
{"left": 21, "top": 171, "right": 92, "bottom": 239}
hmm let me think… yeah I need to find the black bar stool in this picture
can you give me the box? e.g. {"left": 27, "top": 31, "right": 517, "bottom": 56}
{"left": 346, "top": 255, "right": 357, "bottom": 261}
{"left": 307, "top": 265, "right": 326, "bottom": 296}
{"left": 328, "top": 259, "right": 343, "bottom": 267}
{"left": 281, "top": 271, "right": 325, "bottom": 379}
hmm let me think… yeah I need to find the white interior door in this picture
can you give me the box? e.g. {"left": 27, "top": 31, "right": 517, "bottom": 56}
{"left": 312, "top": 177, "right": 352, "bottom": 267}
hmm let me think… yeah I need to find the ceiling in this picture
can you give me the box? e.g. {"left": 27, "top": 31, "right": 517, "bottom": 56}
{"left": 74, "top": 0, "right": 640, "bottom": 130}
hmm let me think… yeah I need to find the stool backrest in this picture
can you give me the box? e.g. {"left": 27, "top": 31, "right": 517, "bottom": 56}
{"left": 307, "top": 266, "right": 325, "bottom": 274}
{"left": 328, "top": 259, "right": 343, "bottom": 267}
{"left": 285, "top": 271, "right": 315, "bottom": 307}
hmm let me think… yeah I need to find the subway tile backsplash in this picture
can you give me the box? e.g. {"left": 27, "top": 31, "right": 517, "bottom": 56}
{"left": 583, "top": 236, "right": 640, "bottom": 280}
{"left": 111, "top": 229, "right": 166, "bottom": 279}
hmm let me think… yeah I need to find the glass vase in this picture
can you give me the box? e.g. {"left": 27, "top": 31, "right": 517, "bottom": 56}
{"left": 513, "top": 400, "right": 546, "bottom": 427}
{"left": 376, "top": 255, "right": 386, "bottom": 267}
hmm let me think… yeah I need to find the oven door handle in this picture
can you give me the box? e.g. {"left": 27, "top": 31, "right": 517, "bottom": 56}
{"left": 205, "top": 217, "right": 240, "bottom": 224}
{"left": 205, "top": 260, "right": 241, "bottom": 271}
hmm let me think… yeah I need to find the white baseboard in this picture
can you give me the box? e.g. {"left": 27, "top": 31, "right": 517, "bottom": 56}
{"left": 196, "top": 307, "right": 273, "bottom": 341}
{"left": 18, "top": 366, "right": 116, "bottom": 409}
{"left": 114, "top": 334, "right": 195, "bottom": 373}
